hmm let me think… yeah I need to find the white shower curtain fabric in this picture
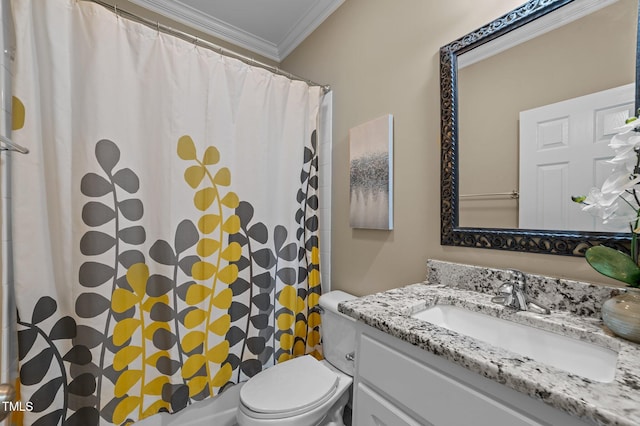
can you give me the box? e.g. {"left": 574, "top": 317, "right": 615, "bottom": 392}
{"left": 10, "top": 0, "right": 324, "bottom": 424}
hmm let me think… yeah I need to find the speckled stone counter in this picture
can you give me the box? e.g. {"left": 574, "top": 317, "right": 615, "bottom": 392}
{"left": 339, "top": 260, "right": 640, "bottom": 426}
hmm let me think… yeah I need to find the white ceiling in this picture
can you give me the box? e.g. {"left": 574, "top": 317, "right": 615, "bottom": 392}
{"left": 128, "top": 0, "right": 345, "bottom": 62}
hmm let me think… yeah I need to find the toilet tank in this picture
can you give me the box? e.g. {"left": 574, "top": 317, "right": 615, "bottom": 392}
{"left": 318, "top": 291, "right": 357, "bottom": 376}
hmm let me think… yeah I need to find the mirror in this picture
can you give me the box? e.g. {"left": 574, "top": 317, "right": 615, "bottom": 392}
{"left": 440, "top": 0, "right": 640, "bottom": 255}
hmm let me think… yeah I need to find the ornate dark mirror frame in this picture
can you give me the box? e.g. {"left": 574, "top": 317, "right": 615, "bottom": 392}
{"left": 440, "top": 0, "right": 640, "bottom": 256}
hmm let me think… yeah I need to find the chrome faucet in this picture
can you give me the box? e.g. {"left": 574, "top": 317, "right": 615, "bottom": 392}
{"left": 491, "top": 270, "right": 551, "bottom": 314}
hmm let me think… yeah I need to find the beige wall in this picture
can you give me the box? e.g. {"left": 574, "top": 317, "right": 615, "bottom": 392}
{"left": 282, "top": 0, "right": 626, "bottom": 295}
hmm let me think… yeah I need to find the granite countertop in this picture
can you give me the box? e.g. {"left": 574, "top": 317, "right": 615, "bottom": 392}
{"left": 339, "top": 281, "right": 640, "bottom": 426}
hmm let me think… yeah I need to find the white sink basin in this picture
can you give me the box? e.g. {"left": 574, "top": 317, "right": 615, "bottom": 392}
{"left": 412, "top": 304, "right": 617, "bottom": 383}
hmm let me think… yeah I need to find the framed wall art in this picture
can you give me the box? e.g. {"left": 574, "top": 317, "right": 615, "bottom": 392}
{"left": 349, "top": 114, "right": 394, "bottom": 230}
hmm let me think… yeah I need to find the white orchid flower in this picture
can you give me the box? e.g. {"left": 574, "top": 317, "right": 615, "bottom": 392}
{"left": 608, "top": 125, "right": 640, "bottom": 166}
{"left": 574, "top": 117, "right": 640, "bottom": 225}
{"left": 601, "top": 168, "right": 640, "bottom": 195}
{"left": 609, "top": 130, "right": 640, "bottom": 148}
{"left": 613, "top": 118, "right": 640, "bottom": 133}
{"left": 608, "top": 145, "right": 640, "bottom": 164}
{"left": 576, "top": 117, "right": 640, "bottom": 288}
{"left": 581, "top": 187, "right": 620, "bottom": 220}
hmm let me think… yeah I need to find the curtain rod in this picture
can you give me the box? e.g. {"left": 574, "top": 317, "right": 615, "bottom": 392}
{"left": 84, "top": 0, "right": 330, "bottom": 93}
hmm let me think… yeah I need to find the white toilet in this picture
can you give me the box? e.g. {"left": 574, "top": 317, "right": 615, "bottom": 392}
{"left": 236, "top": 291, "right": 356, "bottom": 426}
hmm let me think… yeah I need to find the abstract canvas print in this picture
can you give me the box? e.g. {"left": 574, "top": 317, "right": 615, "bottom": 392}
{"left": 349, "top": 114, "right": 393, "bottom": 229}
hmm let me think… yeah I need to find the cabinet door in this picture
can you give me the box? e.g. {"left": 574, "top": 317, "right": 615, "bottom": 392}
{"left": 358, "top": 333, "right": 542, "bottom": 426}
{"left": 354, "top": 383, "right": 424, "bottom": 426}
{"left": 355, "top": 326, "right": 589, "bottom": 426}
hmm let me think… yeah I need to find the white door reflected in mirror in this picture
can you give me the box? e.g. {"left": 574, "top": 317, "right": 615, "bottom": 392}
{"left": 519, "top": 83, "right": 634, "bottom": 232}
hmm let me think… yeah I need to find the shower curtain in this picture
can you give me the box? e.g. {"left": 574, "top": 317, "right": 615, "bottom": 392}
{"left": 8, "top": 0, "right": 325, "bottom": 424}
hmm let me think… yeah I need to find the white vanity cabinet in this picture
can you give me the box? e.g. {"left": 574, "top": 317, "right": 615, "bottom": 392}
{"left": 352, "top": 323, "right": 590, "bottom": 426}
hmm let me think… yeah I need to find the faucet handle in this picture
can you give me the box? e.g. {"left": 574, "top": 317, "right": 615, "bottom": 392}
{"left": 506, "top": 269, "right": 526, "bottom": 288}
{"left": 497, "top": 282, "right": 513, "bottom": 295}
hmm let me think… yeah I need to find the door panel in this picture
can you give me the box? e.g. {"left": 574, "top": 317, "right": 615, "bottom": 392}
{"left": 519, "top": 83, "right": 634, "bottom": 231}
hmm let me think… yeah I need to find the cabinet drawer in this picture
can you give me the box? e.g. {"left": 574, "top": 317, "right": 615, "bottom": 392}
{"left": 358, "top": 333, "right": 542, "bottom": 426}
{"left": 354, "top": 383, "right": 423, "bottom": 426}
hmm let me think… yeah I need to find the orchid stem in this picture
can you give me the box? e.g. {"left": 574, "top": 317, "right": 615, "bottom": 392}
{"left": 632, "top": 225, "right": 637, "bottom": 265}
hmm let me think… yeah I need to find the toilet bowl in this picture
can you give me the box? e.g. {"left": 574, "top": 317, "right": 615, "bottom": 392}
{"left": 236, "top": 291, "right": 356, "bottom": 426}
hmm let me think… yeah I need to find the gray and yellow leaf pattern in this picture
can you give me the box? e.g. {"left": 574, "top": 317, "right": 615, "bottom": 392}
{"left": 16, "top": 132, "right": 322, "bottom": 425}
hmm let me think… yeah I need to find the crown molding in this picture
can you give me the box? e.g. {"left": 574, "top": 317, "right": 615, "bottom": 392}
{"left": 128, "top": 0, "right": 280, "bottom": 61}
{"left": 128, "top": 0, "right": 344, "bottom": 62}
{"left": 277, "top": 0, "right": 345, "bottom": 60}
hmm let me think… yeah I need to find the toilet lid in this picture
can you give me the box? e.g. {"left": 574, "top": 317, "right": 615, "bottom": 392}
{"left": 240, "top": 355, "right": 339, "bottom": 416}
